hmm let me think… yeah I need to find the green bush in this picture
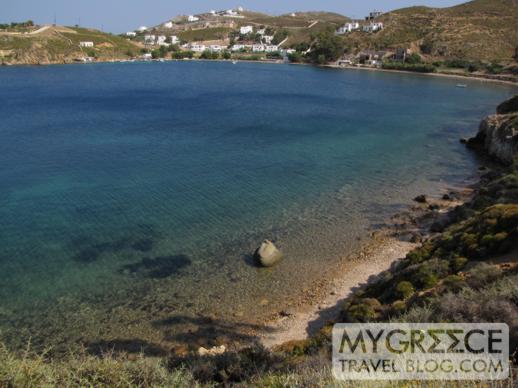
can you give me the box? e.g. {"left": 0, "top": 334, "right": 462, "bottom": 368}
{"left": 343, "top": 298, "right": 382, "bottom": 322}
{"left": 382, "top": 62, "right": 435, "bottom": 73}
{"left": 395, "top": 281, "right": 415, "bottom": 299}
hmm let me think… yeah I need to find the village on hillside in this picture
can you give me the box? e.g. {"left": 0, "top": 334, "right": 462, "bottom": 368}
{"left": 114, "top": 7, "right": 392, "bottom": 65}
{"left": 1, "top": 3, "right": 517, "bottom": 82}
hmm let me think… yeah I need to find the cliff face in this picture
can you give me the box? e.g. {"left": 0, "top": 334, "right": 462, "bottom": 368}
{"left": 468, "top": 96, "right": 518, "bottom": 165}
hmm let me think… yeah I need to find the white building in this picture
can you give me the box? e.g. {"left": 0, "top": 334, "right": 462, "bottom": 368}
{"left": 290, "top": 13, "right": 296, "bottom": 17}
{"left": 336, "top": 22, "right": 360, "bottom": 35}
{"left": 265, "top": 45, "right": 279, "bottom": 52}
{"left": 163, "top": 21, "right": 174, "bottom": 28}
{"left": 237, "top": 6, "right": 244, "bottom": 12}
{"left": 262, "top": 35, "right": 274, "bottom": 44}
{"left": 209, "top": 45, "right": 224, "bottom": 52}
{"left": 138, "top": 26, "right": 147, "bottom": 32}
{"left": 240, "top": 25, "right": 253, "bottom": 35}
{"left": 79, "top": 41, "right": 94, "bottom": 47}
{"left": 188, "top": 15, "right": 200, "bottom": 22}
{"left": 142, "top": 53, "right": 152, "bottom": 60}
{"left": 363, "top": 22, "right": 383, "bottom": 32}
{"left": 171, "top": 35, "right": 179, "bottom": 44}
{"left": 144, "top": 35, "right": 156, "bottom": 45}
{"left": 157, "top": 35, "right": 168, "bottom": 45}
{"left": 257, "top": 28, "right": 265, "bottom": 35}
{"left": 126, "top": 31, "right": 137, "bottom": 37}
{"left": 190, "top": 44, "right": 206, "bottom": 52}
{"left": 210, "top": 10, "right": 216, "bottom": 15}
{"left": 252, "top": 44, "right": 265, "bottom": 52}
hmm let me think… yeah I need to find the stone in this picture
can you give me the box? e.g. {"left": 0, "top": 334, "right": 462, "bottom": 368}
{"left": 254, "top": 240, "right": 283, "bottom": 267}
{"left": 413, "top": 194, "right": 427, "bottom": 203}
{"left": 496, "top": 95, "right": 518, "bottom": 114}
{"left": 259, "top": 298, "right": 269, "bottom": 306}
{"left": 198, "top": 345, "right": 226, "bottom": 357}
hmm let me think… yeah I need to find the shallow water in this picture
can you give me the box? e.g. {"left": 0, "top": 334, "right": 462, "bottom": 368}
{"left": 0, "top": 61, "right": 516, "bottom": 353}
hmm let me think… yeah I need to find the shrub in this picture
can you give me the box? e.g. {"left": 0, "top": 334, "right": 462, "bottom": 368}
{"left": 288, "top": 52, "right": 303, "bottom": 63}
{"left": 466, "top": 263, "right": 503, "bottom": 289}
{"left": 343, "top": 298, "right": 382, "bottom": 322}
{"left": 390, "top": 300, "right": 407, "bottom": 315}
{"left": 415, "top": 259, "right": 450, "bottom": 289}
{"left": 442, "top": 274, "right": 467, "bottom": 292}
{"left": 395, "top": 281, "right": 415, "bottom": 299}
{"left": 382, "top": 62, "right": 435, "bottom": 73}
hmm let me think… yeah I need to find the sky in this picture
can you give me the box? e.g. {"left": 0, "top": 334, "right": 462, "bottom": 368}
{"left": 3, "top": 0, "right": 467, "bottom": 33}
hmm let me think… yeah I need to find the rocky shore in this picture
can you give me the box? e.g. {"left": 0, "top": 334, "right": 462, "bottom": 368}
{"left": 260, "top": 94, "right": 518, "bottom": 349}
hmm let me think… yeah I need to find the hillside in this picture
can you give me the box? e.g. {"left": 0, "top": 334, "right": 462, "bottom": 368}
{"left": 343, "top": 0, "right": 518, "bottom": 62}
{"left": 0, "top": 25, "right": 140, "bottom": 65}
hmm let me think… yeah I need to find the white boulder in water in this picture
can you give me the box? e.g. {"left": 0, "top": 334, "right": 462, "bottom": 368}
{"left": 254, "top": 240, "right": 283, "bottom": 267}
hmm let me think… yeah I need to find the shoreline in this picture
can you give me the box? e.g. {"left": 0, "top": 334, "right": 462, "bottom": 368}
{"left": 323, "top": 63, "right": 518, "bottom": 87}
{"left": 2, "top": 56, "right": 518, "bottom": 87}
{"left": 259, "top": 185, "right": 474, "bottom": 348}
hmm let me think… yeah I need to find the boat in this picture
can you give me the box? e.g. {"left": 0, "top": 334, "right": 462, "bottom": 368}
{"left": 456, "top": 84, "right": 467, "bottom": 88}
{"left": 232, "top": 60, "right": 237, "bottom": 65}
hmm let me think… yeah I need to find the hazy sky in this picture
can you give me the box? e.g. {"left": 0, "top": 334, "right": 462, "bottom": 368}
{"left": 3, "top": 0, "right": 467, "bottom": 33}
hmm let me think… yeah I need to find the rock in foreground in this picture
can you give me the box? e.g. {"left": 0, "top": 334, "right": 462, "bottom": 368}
{"left": 254, "top": 240, "right": 283, "bottom": 267}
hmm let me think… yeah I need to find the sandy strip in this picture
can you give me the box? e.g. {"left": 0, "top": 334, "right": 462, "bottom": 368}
{"left": 260, "top": 237, "right": 417, "bottom": 348}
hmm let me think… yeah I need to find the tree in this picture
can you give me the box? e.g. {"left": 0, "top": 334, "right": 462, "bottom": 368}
{"left": 308, "top": 30, "right": 345, "bottom": 64}
{"left": 405, "top": 52, "right": 422, "bottom": 64}
{"left": 272, "top": 29, "right": 288, "bottom": 45}
{"left": 222, "top": 50, "right": 231, "bottom": 60}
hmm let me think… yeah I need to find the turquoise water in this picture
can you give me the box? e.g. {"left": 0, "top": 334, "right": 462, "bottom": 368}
{"left": 0, "top": 61, "right": 516, "bottom": 353}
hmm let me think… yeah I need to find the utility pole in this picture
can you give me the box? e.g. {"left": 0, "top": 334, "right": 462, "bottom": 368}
{"left": 53, "top": 13, "right": 56, "bottom": 26}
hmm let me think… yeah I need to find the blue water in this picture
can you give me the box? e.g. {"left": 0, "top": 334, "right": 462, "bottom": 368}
{"left": 0, "top": 61, "right": 516, "bottom": 352}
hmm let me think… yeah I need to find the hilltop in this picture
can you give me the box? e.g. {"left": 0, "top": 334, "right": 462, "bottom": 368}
{"left": 343, "top": 0, "right": 518, "bottom": 62}
{"left": 0, "top": 23, "right": 140, "bottom": 65}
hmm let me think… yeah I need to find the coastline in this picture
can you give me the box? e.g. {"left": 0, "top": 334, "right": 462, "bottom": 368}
{"left": 2, "top": 56, "right": 518, "bottom": 87}
{"left": 259, "top": 185, "right": 474, "bottom": 348}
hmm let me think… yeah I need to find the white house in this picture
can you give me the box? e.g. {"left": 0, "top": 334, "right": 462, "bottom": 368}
{"left": 262, "top": 35, "right": 274, "bottom": 44}
{"left": 336, "top": 22, "right": 360, "bottom": 35}
{"left": 240, "top": 25, "right": 253, "bottom": 35}
{"left": 209, "top": 45, "right": 224, "bottom": 52}
{"left": 363, "top": 22, "right": 383, "bottom": 33}
{"left": 163, "top": 21, "right": 174, "bottom": 28}
{"left": 210, "top": 10, "right": 216, "bottom": 15}
{"left": 252, "top": 44, "right": 265, "bottom": 52}
{"left": 138, "top": 26, "right": 147, "bottom": 32}
{"left": 226, "top": 9, "right": 237, "bottom": 16}
{"left": 157, "top": 35, "right": 168, "bottom": 45}
{"left": 290, "top": 13, "right": 296, "bottom": 17}
{"left": 142, "top": 53, "right": 152, "bottom": 60}
{"left": 79, "top": 41, "right": 94, "bottom": 47}
{"left": 126, "top": 31, "right": 137, "bottom": 37}
{"left": 171, "top": 35, "right": 179, "bottom": 44}
{"left": 257, "top": 28, "right": 265, "bottom": 35}
{"left": 190, "top": 44, "right": 206, "bottom": 52}
{"left": 144, "top": 35, "right": 156, "bottom": 45}
{"left": 237, "top": 6, "right": 244, "bottom": 12}
{"left": 188, "top": 15, "right": 200, "bottom": 22}
{"left": 265, "top": 45, "right": 279, "bottom": 52}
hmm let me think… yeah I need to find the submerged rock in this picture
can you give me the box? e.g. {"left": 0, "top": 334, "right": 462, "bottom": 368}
{"left": 413, "top": 194, "right": 427, "bottom": 203}
{"left": 254, "top": 240, "right": 283, "bottom": 267}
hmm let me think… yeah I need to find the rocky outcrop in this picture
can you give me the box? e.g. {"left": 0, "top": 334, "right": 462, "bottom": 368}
{"left": 467, "top": 95, "right": 518, "bottom": 165}
{"left": 254, "top": 240, "right": 283, "bottom": 267}
{"left": 497, "top": 95, "right": 518, "bottom": 115}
